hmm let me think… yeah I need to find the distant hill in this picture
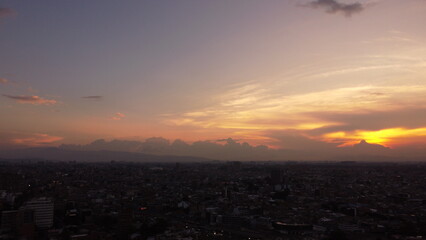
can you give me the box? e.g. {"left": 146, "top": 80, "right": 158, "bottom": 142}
{"left": 0, "top": 147, "right": 212, "bottom": 163}
{"left": 0, "top": 139, "right": 423, "bottom": 162}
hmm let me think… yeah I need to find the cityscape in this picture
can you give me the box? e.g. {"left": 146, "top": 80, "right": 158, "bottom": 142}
{"left": 1, "top": 0, "right": 426, "bottom": 239}
{"left": 0, "top": 160, "right": 425, "bottom": 239}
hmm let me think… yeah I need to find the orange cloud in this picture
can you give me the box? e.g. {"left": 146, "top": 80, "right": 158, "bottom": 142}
{"left": 10, "top": 133, "right": 63, "bottom": 147}
{"left": 0, "top": 78, "right": 8, "bottom": 84}
{"left": 110, "top": 112, "right": 125, "bottom": 120}
{"left": 3, "top": 94, "right": 57, "bottom": 105}
{"left": 0, "top": 7, "right": 16, "bottom": 19}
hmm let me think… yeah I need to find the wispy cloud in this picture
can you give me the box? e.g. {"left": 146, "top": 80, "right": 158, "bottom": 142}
{"left": 162, "top": 26, "right": 426, "bottom": 133}
{"left": 307, "top": 0, "right": 364, "bottom": 17}
{"left": 164, "top": 84, "right": 426, "bottom": 148}
{"left": 0, "top": 132, "right": 63, "bottom": 148}
{"left": 363, "top": 30, "right": 419, "bottom": 45}
{"left": 3, "top": 94, "right": 57, "bottom": 105}
{"left": 110, "top": 112, "right": 125, "bottom": 120}
{"left": 0, "top": 78, "right": 8, "bottom": 84}
{"left": 0, "top": 7, "right": 16, "bottom": 20}
{"left": 82, "top": 96, "right": 103, "bottom": 100}
{"left": 313, "top": 64, "right": 403, "bottom": 78}
{"left": 11, "top": 133, "right": 63, "bottom": 146}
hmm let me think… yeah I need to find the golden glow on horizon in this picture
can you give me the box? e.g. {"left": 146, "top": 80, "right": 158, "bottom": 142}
{"left": 325, "top": 127, "right": 426, "bottom": 147}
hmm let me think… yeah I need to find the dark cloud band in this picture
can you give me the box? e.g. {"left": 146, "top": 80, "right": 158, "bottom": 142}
{"left": 3, "top": 94, "right": 57, "bottom": 105}
{"left": 82, "top": 96, "right": 103, "bottom": 100}
{"left": 308, "top": 0, "right": 364, "bottom": 17}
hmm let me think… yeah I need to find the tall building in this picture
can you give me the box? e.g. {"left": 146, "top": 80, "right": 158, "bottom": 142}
{"left": 1, "top": 209, "right": 35, "bottom": 239}
{"left": 23, "top": 198, "right": 54, "bottom": 229}
{"left": 1, "top": 210, "right": 18, "bottom": 232}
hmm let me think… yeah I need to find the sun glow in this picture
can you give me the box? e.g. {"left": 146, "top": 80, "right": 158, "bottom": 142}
{"left": 325, "top": 127, "right": 426, "bottom": 147}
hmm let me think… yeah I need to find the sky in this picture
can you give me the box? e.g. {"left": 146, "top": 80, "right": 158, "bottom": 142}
{"left": 1, "top": 0, "right": 426, "bottom": 157}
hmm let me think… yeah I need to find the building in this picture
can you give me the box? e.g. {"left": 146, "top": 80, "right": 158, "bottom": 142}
{"left": 23, "top": 198, "right": 54, "bottom": 229}
{"left": 1, "top": 209, "right": 36, "bottom": 239}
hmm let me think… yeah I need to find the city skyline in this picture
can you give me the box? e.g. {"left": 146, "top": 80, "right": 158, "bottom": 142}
{"left": 1, "top": 0, "right": 426, "bottom": 159}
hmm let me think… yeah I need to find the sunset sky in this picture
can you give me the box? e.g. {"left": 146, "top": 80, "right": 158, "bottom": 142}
{"left": 1, "top": 0, "right": 426, "bottom": 154}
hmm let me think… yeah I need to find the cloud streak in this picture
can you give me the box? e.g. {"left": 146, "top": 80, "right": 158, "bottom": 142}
{"left": 12, "top": 133, "right": 63, "bottom": 146}
{"left": 3, "top": 94, "right": 57, "bottom": 105}
{"left": 0, "top": 7, "right": 16, "bottom": 20}
{"left": 307, "top": 0, "right": 364, "bottom": 17}
{"left": 0, "top": 132, "right": 63, "bottom": 148}
{"left": 82, "top": 96, "right": 103, "bottom": 100}
{"left": 0, "top": 78, "right": 9, "bottom": 84}
{"left": 110, "top": 112, "right": 125, "bottom": 120}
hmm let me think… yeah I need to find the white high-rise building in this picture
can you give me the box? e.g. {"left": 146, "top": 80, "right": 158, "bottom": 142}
{"left": 24, "top": 198, "right": 54, "bottom": 229}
